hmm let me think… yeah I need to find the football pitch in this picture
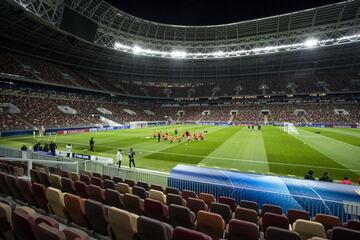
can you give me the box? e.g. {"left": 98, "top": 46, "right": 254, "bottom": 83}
{"left": 1, "top": 125, "right": 360, "bottom": 181}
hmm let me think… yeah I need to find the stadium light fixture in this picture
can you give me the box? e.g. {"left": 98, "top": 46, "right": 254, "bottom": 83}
{"left": 304, "top": 38, "right": 318, "bottom": 48}
{"left": 212, "top": 51, "right": 225, "bottom": 57}
{"left": 132, "top": 45, "right": 143, "bottom": 54}
{"left": 114, "top": 41, "right": 130, "bottom": 50}
{"left": 170, "top": 50, "right": 187, "bottom": 58}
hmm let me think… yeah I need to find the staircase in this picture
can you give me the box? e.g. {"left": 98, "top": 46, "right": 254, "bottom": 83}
{"left": 264, "top": 115, "right": 269, "bottom": 124}
{"left": 197, "top": 115, "right": 204, "bottom": 122}
{"left": 10, "top": 113, "right": 34, "bottom": 129}
{"left": 228, "top": 114, "right": 234, "bottom": 123}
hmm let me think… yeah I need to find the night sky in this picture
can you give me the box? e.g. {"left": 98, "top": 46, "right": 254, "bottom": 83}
{"left": 105, "top": 0, "right": 344, "bottom": 26}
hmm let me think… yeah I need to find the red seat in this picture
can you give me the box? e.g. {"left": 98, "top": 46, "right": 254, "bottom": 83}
{"left": 182, "top": 190, "right": 198, "bottom": 200}
{"left": 144, "top": 198, "right": 169, "bottom": 222}
{"left": 74, "top": 181, "right": 89, "bottom": 198}
{"left": 186, "top": 197, "right": 208, "bottom": 214}
{"left": 17, "top": 178, "right": 37, "bottom": 207}
{"left": 88, "top": 184, "right": 105, "bottom": 203}
{"left": 219, "top": 196, "right": 237, "bottom": 212}
{"left": 262, "top": 212, "right": 289, "bottom": 232}
{"left": 227, "top": 219, "right": 259, "bottom": 240}
{"left": 31, "top": 183, "right": 48, "bottom": 212}
{"left": 172, "top": 226, "right": 212, "bottom": 240}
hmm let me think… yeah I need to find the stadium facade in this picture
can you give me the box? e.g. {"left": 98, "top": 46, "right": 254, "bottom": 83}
{"left": 0, "top": 0, "right": 360, "bottom": 99}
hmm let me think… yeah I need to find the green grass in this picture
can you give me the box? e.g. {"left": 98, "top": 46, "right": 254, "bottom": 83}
{"left": 1, "top": 125, "right": 360, "bottom": 181}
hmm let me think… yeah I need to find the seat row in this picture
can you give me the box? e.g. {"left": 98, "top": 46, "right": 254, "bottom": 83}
{"left": 1, "top": 169, "right": 360, "bottom": 240}
{"left": 0, "top": 198, "right": 89, "bottom": 240}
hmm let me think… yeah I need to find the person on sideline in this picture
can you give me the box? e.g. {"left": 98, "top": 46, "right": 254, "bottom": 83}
{"left": 65, "top": 144, "right": 72, "bottom": 158}
{"left": 304, "top": 170, "right": 315, "bottom": 180}
{"left": 128, "top": 148, "right": 135, "bottom": 169}
{"left": 117, "top": 149, "right": 123, "bottom": 168}
{"left": 319, "top": 171, "right": 332, "bottom": 182}
{"left": 89, "top": 137, "right": 95, "bottom": 151}
{"left": 340, "top": 176, "right": 352, "bottom": 185}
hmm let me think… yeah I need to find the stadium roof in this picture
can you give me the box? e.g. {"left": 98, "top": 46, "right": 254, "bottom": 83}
{"left": 0, "top": 0, "right": 360, "bottom": 83}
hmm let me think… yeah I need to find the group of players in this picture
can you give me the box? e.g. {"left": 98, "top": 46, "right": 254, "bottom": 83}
{"left": 153, "top": 129, "right": 205, "bottom": 144}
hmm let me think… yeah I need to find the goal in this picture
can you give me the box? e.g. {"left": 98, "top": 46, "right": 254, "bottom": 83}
{"left": 283, "top": 122, "right": 299, "bottom": 134}
{"left": 129, "top": 121, "right": 148, "bottom": 129}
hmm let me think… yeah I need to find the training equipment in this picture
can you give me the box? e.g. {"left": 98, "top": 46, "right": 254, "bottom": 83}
{"left": 283, "top": 122, "right": 299, "bottom": 135}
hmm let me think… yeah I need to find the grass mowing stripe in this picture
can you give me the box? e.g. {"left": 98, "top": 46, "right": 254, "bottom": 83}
{"left": 262, "top": 127, "right": 356, "bottom": 180}
{"left": 301, "top": 127, "right": 360, "bottom": 147}
{"left": 199, "top": 127, "right": 269, "bottom": 173}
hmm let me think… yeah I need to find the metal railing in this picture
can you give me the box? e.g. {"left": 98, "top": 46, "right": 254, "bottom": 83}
{"left": 85, "top": 161, "right": 360, "bottom": 223}
{"left": 1, "top": 147, "right": 359, "bottom": 223}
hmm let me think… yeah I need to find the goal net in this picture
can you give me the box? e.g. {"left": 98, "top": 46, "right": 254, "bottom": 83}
{"left": 283, "top": 122, "right": 299, "bottom": 134}
{"left": 130, "top": 121, "right": 148, "bottom": 129}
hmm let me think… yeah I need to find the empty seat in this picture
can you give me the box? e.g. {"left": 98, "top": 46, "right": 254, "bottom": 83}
{"left": 112, "top": 176, "right": 123, "bottom": 183}
{"left": 182, "top": 190, "right": 198, "bottom": 200}
{"left": 84, "top": 199, "right": 109, "bottom": 236}
{"left": 330, "top": 226, "right": 360, "bottom": 240}
{"left": 346, "top": 220, "right": 360, "bottom": 231}
{"left": 187, "top": 197, "right": 208, "bottom": 214}
{"left": 219, "top": 196, "right": 237, "bottom": 212}
{"left": 17, "top": 178, "right": 37, "bottom": 207}
{"left": 132, "top": 186, "right": 148, "bottom": 199}
{"left": 293, "top": 219, "right": 327, "bottom": 240}
{"left": 137, "top": 181, "right": 150, "bottom": 191}
{"left": 124, "top": 179, "right": 135, "bottom": 187}
{"left": 287, "top": 209, "right": 310, "bottom": 225}
{"left": 88, "top": 184, "right": 105, "bottom": 203}
{"left": 234, "top": 207, "right": 258, "bottom": 224}
{"left": 137, "top": 216, "right": 173, "bottom": 240}
{"left": 49, "top": 174, "right": 62, "bottom": 190}
{"left": 105, "top": 189, "right": 123, "bottom": 209}
{"left": 5, "top": 175, "right": 23, "bottom": 201}
{"left": 92, "top": 172, "right": 101, "bottom": 178}
{"left": 0, "top": 198, "right": 16, "bottom": 210}
{"left": 102, "top": 175, "right": 112, "bottom": 181}
{"left": 30, "top": 169, "right": 40, "bottom": 183}
{"left": 104, "top": 180, "right": 115, "bottom": 189}
{"left": 38, "top": 171, "right": 51, "bottom": 188}
{"left": 31, "top": 183, "right": 48, "bottom": 212}
{"left": 61, "top": 177, "right": 76, "bottom": 194}
{"left": 314, "top": 214, "right": 342, "bottom": 232}
{"left": 172, "top": 226, "right": 212, "bottom": 240}
{"left": 83, "top": 171, "right": 92, "bottom": 177}
{"left": 149, "top": 189, "right": 167, "bottom": 204}
{"left": 80, "top": 174, "right": 90, "bottom": 185}
{"left": 74, "top": 181, "right": 89, "bottom": 198}
{"left": 227, "top": 219, "right": 259, "bottom": 240}
{"left": 123, "top": 193, "right": 144, "bottom": 215}
{"left": 36, "top": 222, "right": 90, "bottom": 240}
{"left": 68, "top": 172, "right": 80, "bottom": 182}
{"left": 0, "top": 172, "right": 12, "bottom": 196}
{"left": 12, "top": 208, "right": 37, "bottom": 240}
{"left": 0, "top": 202, "right": 12, "bottom": 234}
{"left": 199, "top": 193, "right": 216, "bottom": 205}
{"left": 262, "top": 212, "right": 290, "bottom": 233}
{"left": 64, "top": 193, "right": 87, "bottom": 227}
{"left": 166, "top": 193, "right": 186, "bottom": 206}
{"left": 59, "top": 170, "right": 69, "bottom": 178}
{"left": 115, "top": 182, "right": 132, "bottom": 194}
{"left": 239, "top": 200, "right": 259, "bottom": 214}
{"left": 150, "top": 184, "right": 164, "bottom": 192}
{"left": 196, "top": 210, "right": 225, "bottom": 240}
{"left": 209, "top": 202, "right": 232, "bottom": 223}
{"left": 144, "top": 198, "right": 168, "bottom": 222}
{"left": 90, "top": 177, "right": 104, "bottom": 188}
{"left": 165, "top": 187, "right": 181, "bottom": 196}
{"left": 107, "top": 207, "right": 138, "bottom": 240}
{"left": 47, "top": 187, "right": 66, "bottom": 219}
{"left": 262, "top": 204, "right": 283, "bottom": 216}
{"left": 265, "top": 226, "right": 301, "bottom": 240}
{"left": 168, "top": 204, "right": 195, "bottom": 228}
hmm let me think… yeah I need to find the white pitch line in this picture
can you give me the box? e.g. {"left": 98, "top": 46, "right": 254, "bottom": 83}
{"left": 51, "top": 139, "right": 360, "bottom": 172}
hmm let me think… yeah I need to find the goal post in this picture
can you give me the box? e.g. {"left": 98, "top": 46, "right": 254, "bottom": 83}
{"left": 283, "top": 122, "right": 299, "bottom": 134}
{"left": 129, "top": 121, "right": 148, "bottom": 129}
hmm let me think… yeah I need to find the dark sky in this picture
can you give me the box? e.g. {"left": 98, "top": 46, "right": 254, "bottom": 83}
{"left": 105, "top": 0, "right": 344, "bottom": 26}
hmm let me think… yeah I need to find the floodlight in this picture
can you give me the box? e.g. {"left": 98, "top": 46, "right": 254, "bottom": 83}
{"left": 170, "top": 50, "right": 187, "bottom": 58}
{"left": 132, "top": 45, "right": 142, "bottom": 54}
{"left": 114, "top": 42, "right": 130, "bottom": 50}
{"left": 304, "top": 38, "right": 318, "bottom": 48}
{"left": 212, "top": 51, "right": 225, "bottom": 57}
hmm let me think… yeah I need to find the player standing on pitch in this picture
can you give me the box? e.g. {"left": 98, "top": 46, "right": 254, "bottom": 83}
{"left": 89, "top": 137, "right": 95, "bottom": 151}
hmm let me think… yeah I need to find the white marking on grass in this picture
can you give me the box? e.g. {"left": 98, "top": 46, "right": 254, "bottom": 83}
{"left": 45, "top": 139, "right": 360, "bottom": 172}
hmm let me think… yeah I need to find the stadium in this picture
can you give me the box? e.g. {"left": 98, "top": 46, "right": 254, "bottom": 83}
{"left": 0, "top": 0, "right": 360, "bottom": 239}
